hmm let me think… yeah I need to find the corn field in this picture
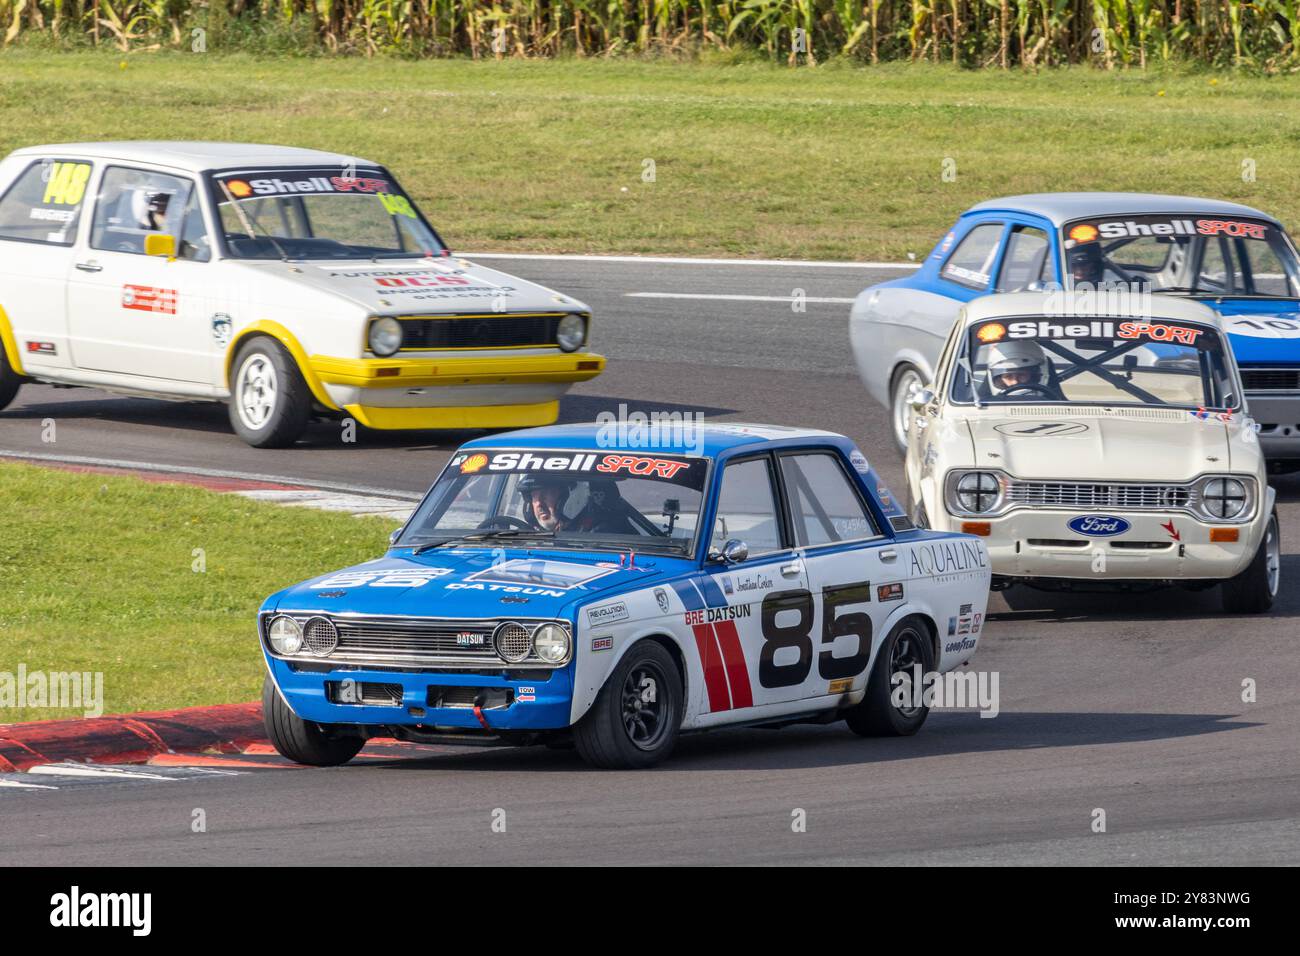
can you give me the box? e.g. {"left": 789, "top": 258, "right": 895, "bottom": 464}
{"left": 5, "top": 0, "right": 1300, "bottom": 68}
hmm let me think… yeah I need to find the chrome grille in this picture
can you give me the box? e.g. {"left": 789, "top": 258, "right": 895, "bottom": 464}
{"left": 332, "top": 617, "right": 500, "bottom": 664}
{"left": 1241, "top": 367, "right": 1300, "bottom": 393}
{"left": 264, "top": 615, "right": 564, "bottom": 669}
{"left": 1005, "top": 480, "right": 1192, "bottom": 511}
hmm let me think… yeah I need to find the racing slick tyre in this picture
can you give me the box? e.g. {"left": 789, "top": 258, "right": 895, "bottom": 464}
{"left": 228, "top": 337, "right": 312, "bottom": 448}
{"left": 890, "top": 364, "right": 925, "bottom": 453}
{"left": 0, "top": 344, "right": 22, "bottom": 412}
{"left": 262, "top": 675, "right": 364, "bottom": 767}
{"left": 1221, "top": 510, "right": 1281, "bottom": 615}
{"left": 845, "top": 616, "right": 936, "bottom": 737}
{"left": 573, "top": 640, "right": 683, "bottom": 769}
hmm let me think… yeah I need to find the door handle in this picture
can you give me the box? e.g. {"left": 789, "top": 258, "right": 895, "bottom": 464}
{"left": 779, "top": 559, "right": 803, "bottom": 577}
{"left": 75, "top": 261, "right": 103, "bottom": 273}
{"left": 877, "top": 549, "right": 898, "bottom": 562}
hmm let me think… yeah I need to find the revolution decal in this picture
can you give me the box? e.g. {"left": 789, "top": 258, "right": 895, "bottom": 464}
{"left": 586, "top": 601, "right": 629, "bottom": 626}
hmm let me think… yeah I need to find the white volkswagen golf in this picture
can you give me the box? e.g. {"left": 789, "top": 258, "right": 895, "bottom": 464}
{"left": 0, "top": 142, "right": 605, "bottom": 447}
{"left": 905, "top": 291, "right": 1280, "bottom": 613}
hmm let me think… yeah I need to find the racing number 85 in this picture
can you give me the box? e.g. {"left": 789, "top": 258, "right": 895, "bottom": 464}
{"left": 758, "top": 582, "right": 874, "bottom": 689}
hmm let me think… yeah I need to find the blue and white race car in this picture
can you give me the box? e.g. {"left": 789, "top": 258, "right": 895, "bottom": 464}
{"left": 259, "top": 423, "right": 992, "bottom": 769}
{"left": 850, "top": 193, "right": 1300, "bottom": 467}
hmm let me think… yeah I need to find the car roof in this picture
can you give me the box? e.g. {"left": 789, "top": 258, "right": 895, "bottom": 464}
{"left": 8, "top": 141, "right": 378, "bottom": 175}
{"left": 461, "top": 421, "right": 847, "bottom": 457}
{"left": 962, "top": 291, "right": 1226, "bottom": 329}
{"left": 966, "top": 192, "right": 1279, "bottom": 228}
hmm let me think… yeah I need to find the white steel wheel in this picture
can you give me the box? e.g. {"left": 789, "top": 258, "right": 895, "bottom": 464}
{"left": 227, "top": 337, "right": 312, "bottom": 448}
{"left": 891, "top": 366, "right": 924, "bottom": 453}
{"left": 235, "top": 352, "right": 279, "bottom": 432}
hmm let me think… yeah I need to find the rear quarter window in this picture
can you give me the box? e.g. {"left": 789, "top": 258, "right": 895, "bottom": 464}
{"left": 0, "top": 159, "right": 93, "bottom": 246}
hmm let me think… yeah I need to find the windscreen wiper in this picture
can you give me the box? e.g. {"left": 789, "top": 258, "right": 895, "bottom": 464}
{"left": 412, "top": 529, "right": 555, "bottom": 554}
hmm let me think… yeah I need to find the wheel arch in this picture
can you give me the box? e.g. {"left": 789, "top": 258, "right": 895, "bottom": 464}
{"left": 0, "top": 303, "right": 26, "bottom": 376}
{"left": 570, "top": 625, "right": 691, "bottom": 726}
{"left": 225, "top": 320, "right": 339, "bottom": 411}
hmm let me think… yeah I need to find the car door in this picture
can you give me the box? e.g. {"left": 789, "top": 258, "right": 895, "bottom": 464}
{"left": 0, "top": 156, "right": 93, "bottom": 374}
{"left": 679, "top": 454, "right": 810, "bottom": 717}
{"left": 774, "top": 449, "right": 898, "bottom": 701}
{"left": 66, "top": 165, "right": 218, "bottom": 385}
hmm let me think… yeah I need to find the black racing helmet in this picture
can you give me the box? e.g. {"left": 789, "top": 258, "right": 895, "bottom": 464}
{"left": 517, "top": 473, "right": 574, "bottom": 525}
{"left": 1067, "top": 241, "right": 1104, "bottom": 285}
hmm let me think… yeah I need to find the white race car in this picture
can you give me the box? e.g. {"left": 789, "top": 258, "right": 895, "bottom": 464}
{"left": 0, "top": 142, "right": 605, "bottom": 446}
{"left": 905, "top": 291, "right": 1280, "bottom": 613}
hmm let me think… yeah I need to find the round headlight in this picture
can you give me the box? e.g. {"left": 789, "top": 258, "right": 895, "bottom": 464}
{"left": 1203, "top": 478, "right": 1248, "bottom": 519}
{"left": 556, "top": 314, "right": 586, "bottom": 352}
{"left": 956, "top": 472, "right": 1001, "bottom": 514}
{"left": 302, "top": 616, "right": 339, "bottom": 656}
{"left": 368, "top": 317, "right": 403, "bottom": 357}
{"left": 268, "top": 616, "right": 303, "bottom": 655}
{"left": 532, "top": 623, "right": 571, "bottom": 664}
{"left": 493, "top": 621, "right": 532, "bottom": 663}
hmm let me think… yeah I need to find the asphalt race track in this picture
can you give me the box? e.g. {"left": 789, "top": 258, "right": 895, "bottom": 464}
{"left": 2, "top": 256, "right": 1298, "bottom": 865}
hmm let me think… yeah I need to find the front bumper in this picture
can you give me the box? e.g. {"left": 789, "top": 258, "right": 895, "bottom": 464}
{"left": 938, "top": 509, "right": 1261, "bottom": 581}
{"left": 267, "top": 656, "right": 574, "bottom": 731}
{"left": 308, "top": 352, "right": 606, "bottom": 429}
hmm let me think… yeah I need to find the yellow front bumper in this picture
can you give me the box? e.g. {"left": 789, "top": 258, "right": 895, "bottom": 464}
{"left": 343, "top": 401, "right": 562, "bottom": 431}
{"left": 309, "top": 352, "right": 606, "bottom": 390}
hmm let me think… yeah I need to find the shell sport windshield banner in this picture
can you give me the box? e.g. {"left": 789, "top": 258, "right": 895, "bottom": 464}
{"left": 448, "top": 449, "right": 709, "bottom": 491}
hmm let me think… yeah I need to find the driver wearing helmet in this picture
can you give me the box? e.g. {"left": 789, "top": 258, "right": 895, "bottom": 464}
{"left": 1067, "top": 241, "right": 1105, "bottom": 288}
{"left": 567, "top": 480, "right": 638, "bottom": 535}
{"left": 984, "top": 340, "right": 1063, "bottom": 401}
{"left": 518, "top": 474, "right": 573, "bottom": 531}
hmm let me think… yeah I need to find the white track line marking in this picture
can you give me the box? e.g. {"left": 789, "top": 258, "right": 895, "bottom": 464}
{"left": 26, "top": 764, "right": 176, "bottom": 781}
{"left": 0, "top": 450, "right": 421, "bottom": 502}
{"left": 626, "top": 292, "right": 857, "bottom": 304}
{"left": 463, "top": 252, "right": 919, "bottom": 270}
{"left": 0, "top": 779, "right": 59, "bottom": 790}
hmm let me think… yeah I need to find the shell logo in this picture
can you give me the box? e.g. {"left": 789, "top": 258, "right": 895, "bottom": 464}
{"left": 1068, "top": 223, "right": 1099, "bottom": 244}
{"left": 977, "top": 322, "right": 1007, "bottom": 343}
{"left": 225, "top": 180, "right": 253, "bottom": 199}
{"left": 459, "top": 453, "right": 489, "bottom": 474}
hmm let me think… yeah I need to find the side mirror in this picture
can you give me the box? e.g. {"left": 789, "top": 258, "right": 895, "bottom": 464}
{"left": 908, "top": 385, "right": 936, "bottom": 411}
{"left": 389, "top": 529, "right": 402, "bottom": 546}
{"left": 719, "top": 539, "right": 749, "bottom": 564}
{"left": 144, "top": 233, "right": 176, "bottom": 259}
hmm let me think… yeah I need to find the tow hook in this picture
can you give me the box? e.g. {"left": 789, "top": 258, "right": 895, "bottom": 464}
{"left": 472, "top": 694, "right": 491, "bottom": 730}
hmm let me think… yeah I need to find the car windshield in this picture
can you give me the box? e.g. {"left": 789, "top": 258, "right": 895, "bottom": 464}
{"left": 211, "top": 167, "right": 444, "bottom": 260}
{"left": 398, "top": 449, "right": 710, "bottom": 556}
{"left": 1062, "top": 214, "right": 1300, "bottom": 298}
{"left": 951, "top": 315, "right": 1240, "bottom": 411}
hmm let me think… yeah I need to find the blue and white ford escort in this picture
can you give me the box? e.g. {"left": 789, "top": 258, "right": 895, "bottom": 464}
{"left": 259, "top": 422, "right": 991, "bottom": 768}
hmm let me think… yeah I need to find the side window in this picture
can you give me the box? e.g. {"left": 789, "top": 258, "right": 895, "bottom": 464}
{"left": 995, "top": 225, "right": 1051, "bottom": 292}
{"left": 92, "top": 167, "right": 208, "bottom": 260}
{"left": 711, "top": 457, "right": 783, "bottom": 556}
{"left": 1199, "top": 236, "right": 1233, "bottom": 293}
{"left": 0, "top": 159, "right": 92, "bottom": 246}
{"left": 779, "top": 453, "right": 877, "bottom": 547}
{"left": 941, "top": 222, "right": 1003, "bottom": 290}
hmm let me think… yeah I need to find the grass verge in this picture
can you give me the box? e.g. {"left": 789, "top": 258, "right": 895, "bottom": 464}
{"left": 0, "top": 461, "right": 393, "bottom": 722}
{"left": 2, "top": 52, "right": 1299, "bottom": 260}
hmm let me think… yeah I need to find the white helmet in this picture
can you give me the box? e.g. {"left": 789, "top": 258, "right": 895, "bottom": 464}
{"left": 986, "top": 340, "right": 1050, "bottom": 396}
